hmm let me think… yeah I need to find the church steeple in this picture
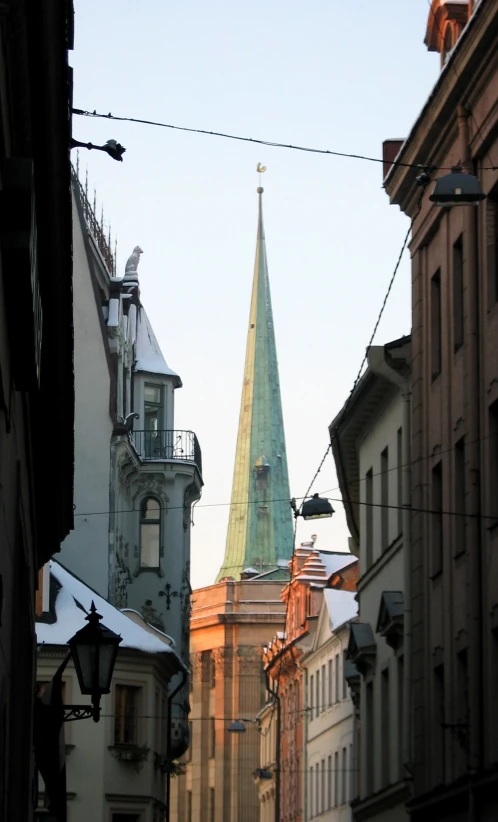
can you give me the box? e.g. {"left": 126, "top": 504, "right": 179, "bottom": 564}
{"left": 217, "top": 184, "right": 294, "bottom": 581}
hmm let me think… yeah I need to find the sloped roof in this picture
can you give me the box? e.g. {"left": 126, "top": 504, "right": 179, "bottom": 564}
{"left": 134, "top": 306, "right": 182, "bottom": 385}
{"left": 323, "top": 588, "right": 358, "bottom": 631}
{"left": 296, "top": 549, "right": 355, "bottom": 585}
{"left": 36, "top": 562, "right": 186, "bottom": 669}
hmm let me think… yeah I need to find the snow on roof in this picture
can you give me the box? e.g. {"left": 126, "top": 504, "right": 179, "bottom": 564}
{"left": 323, "top": 589, "right": 358, "bottom": 631}
{"left": 36, "top": 562, "right": 185, "bottom": 667}
{"left": 134, "top": 306, "right": 182, "bottom": 386}
{"left": 318, "top": 551, "right": 356, "bottom": 577}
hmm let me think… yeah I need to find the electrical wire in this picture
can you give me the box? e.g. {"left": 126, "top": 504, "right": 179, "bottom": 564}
{"left": 72, "top": 107, "right": 497, "bottom": 172}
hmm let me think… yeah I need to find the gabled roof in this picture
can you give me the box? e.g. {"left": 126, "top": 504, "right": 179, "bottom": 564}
{"left": 36, "top": 562, "right": 186, "bottom": 670}
{"left": 324, "top": 589, "right": 358, "bottom": 631}
{"left": 296, "top": 549, "right": 355, "bottom": 586}
{"left": 376, "top": 591, "right": 404, "bottom": 651}
{"left": 347, "top": 622, "right": 377, "bottom": 677}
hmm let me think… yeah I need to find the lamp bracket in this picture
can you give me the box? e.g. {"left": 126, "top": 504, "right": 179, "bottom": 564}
{"left": 63, "top": 704, "right": 99, "bottom": 722}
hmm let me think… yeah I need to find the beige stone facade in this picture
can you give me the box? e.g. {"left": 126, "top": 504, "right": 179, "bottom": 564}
{"left": 170, "top": 579, "right": 286, "bottom": 822}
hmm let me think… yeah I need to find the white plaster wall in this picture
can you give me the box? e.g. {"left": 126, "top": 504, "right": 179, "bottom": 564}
{"left": 37, "top": 650, "right": 169, "bottom": 822}
{"left": 305, "top": 629, "right": 354, "bottom": 821}
{"left": 59, "top": 193, "right": 113, "bottom": 595}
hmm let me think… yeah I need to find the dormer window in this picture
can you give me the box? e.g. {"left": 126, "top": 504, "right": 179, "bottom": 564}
{"left": 140, "top": 497, "right": 161, "bottom": 568}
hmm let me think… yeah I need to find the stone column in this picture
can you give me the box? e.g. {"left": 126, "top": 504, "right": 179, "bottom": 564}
{"left": 213, "top": 645, "right": 234, "bottom": 822}
{"left": 191, "top": 651, "right": 210, "bottom": 822}
{"left": 236, "top": 646, "right": 264, "bottom": 822}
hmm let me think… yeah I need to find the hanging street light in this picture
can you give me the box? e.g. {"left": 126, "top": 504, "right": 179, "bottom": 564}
{"left": 67, "top": 601, "right": 122, "bottom": 722}
{"left": 291, "top": 493, "right": 334, "bottom": 521}
{"left": 228, "top": 719, "right": 249, "bottom": 733}
{"left": 429, "top": 166, "right": 486, "bottom": 206}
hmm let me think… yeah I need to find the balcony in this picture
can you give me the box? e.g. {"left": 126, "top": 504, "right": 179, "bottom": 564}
{"left": 132, "top": 429, "right": 202, "bottom": 474}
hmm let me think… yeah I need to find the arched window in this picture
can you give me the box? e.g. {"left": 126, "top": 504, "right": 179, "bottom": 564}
{"left": 140, "top": 497, "right": 161, "bottom": 568}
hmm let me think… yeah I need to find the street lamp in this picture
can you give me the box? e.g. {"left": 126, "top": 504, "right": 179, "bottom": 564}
{"left": 66, "top": 601, "right": 122, "bottom": 722}
{"left": 291, "top": 494, "right": 334, "bottom": 521}
{"left": 429, "top": 166, "right": 486, "bottom": 206}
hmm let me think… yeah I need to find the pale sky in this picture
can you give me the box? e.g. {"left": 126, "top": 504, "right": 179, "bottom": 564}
{"left": 71, "top": 1, "right": 439, "bottom": 589}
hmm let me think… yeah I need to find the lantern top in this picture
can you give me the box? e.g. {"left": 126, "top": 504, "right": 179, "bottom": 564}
{"left": 301, "top": 494, "right": 334, "bottom": 521}
{"left": 429, "top": 167, "right": 486, "bottom": 206}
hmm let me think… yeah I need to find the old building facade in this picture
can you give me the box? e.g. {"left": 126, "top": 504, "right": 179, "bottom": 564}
{"left": 264, "top": 543, "right": 358, "bottom": 822}
{"left": 36, "top": 561, "right": 186, "bottom": 822}
{"left": 383, "top": 1, "right": 498, "bottom": 819}
{"left": 302, "top": 589, "right": 358, "bottom": 822}
{"left": 330, "top": 338, "right": 412, "bottom": 822}
{"left": 0, "top": 2, "right": 74, "bottom": 819}
{"left": 59, "top": 169, "right": 203, "bottom": 760}
{"left": 170, "top": 578, "right": 287, "bottom": 822}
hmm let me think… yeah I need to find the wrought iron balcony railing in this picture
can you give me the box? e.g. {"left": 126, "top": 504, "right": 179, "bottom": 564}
{"left": 132, "top": 430, "right": 202, "bottom": 474}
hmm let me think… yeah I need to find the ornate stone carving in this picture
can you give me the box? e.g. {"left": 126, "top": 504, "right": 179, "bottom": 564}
{"left": 131, "top": 473, "right": 170, "bottom": 507}
{"left": 189, "top": 652, "right": 204, "bottom": 682}
{"left": 212, "top": 647, "right": 233, "bottom": 679}
{"left": 140, "top": 599, "right": 165, "bottom": 631}
{"left": 114, "top": 551, "right": 131, "bottom": 608}
{"left": 236, "top": 645, "right": 263, "bottom": 674}
{"left": 183, "top": 481, "right": 198, "bottom": 531}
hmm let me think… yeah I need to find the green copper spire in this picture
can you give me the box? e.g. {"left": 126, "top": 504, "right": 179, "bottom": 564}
{"left": 217, "top": 186, "right": 294, "bottom": 581}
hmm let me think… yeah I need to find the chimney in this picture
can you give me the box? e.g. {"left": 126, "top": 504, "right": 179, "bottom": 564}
{"left": 382, "top": 139, "right": 405, "bottom": 180}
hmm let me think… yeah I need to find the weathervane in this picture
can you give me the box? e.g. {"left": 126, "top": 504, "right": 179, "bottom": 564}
{"left": 256, "top": 162, "right": 267, "bottom": 190}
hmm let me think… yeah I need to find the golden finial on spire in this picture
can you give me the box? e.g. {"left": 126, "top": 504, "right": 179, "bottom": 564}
{"left": 256, "top": 162, "right": 267, "bottom": 193}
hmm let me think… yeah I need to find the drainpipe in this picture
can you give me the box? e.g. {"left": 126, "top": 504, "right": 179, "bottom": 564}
{"left": 458, "top": 104, "right": 482, "bottom": 822}
{"left": 165, "top": 668, "right": 187, "bottom": 822}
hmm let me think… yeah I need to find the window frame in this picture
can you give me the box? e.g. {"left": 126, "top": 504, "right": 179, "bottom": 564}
{"left": 139, "top": 496, "right": 162, "bottom": 569}
{"left": 144, "top": 382, "right": 164, "bottom": 431}
{"left": 114, "top": 683, "right": 142, "bottom": 747}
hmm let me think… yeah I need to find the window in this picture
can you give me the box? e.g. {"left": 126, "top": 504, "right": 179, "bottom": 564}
{"left": 334, "top": 751, "right": 339, "bottom": 807}
{"left": 341, "top": 747, "right": 347, "bottom": 804}
{"left": 186, "top": 791, "right": 192, "bottom": 822}
{"left": 209, "top": 788, "right": 215, "bottom": 822}
{"left": 208, "top": 653, "right": 215, "bottom": 688}
{"left": 431, "top": 462, "right": 443, "bottom": 575}
{"left": 455, "top": 438, "right": 466, "bottom": 556}
{"left": 398, "top": 657, "right": 404, "bottom": 781}
{"left": 310, "top": 675, "right": 314, "bottom": 719}
{"left": 309, "top": 768, "right": 314, "bottom": 818}
{"left": 453, "top": 235, "right": 464, "bottom": 350}
{"left": 316, "top": 669, "right": 320, "bottom": 715}
{"left": 431, "top": 269, "right": 442, "bottom": 379}
{"left": 489, "top": 401, "right": 498, "bottom": 519}
{"left": 335, "top": 654, "right": 340, "bottom": 702}
{"left": 112, "top": 815, "right": 140, "bottom": 822}
{"left": 315, "top": 763, "right": 320, "bottom": 814}
{"left": 328, "top": 659, "right": 333, "bottom": 707}
{"left": 487, "top": 185, "right": 498, "bottom": 305}
{"left": 349, "top": 743, "right": 354, "bottom": 801}
{"left": 366, "top": 681, "right": 374, "bottom": 793}
{"left": 381, "top": 447, "right": 389, "bottom": 550}
{"left": 321, "top": 664, "right": 326, "bottom": 710}
{"left": 139, "top": 497, "right": 161, "bottom": 568}
{"left": 327, "top": 754, "right": 332, "bottom": 809}
{"left": 321, "top": 759, "right": 325, "bottom": 814}
{"left": 433, "top": 664, "right": 445, "bottom": 784}
{"left": 185, "top": 721, "right": 193, "bottom": 762}
{"left": 381, "top": 668, "right": 390, "bottom": 786}
{"left": 456, "top": 650, "right": 468, "bottom": 774}
{"left": 366, "top": 468, "right": 373, "bottom": 568}
{"left": 209, "top": 716, "right": 215, "bottom": 758}
{"left": 397, "top": 427, "right": 403, "bottom": 536}
{"left": 343, "top": 650, "right": 348, "bottom": 698}
{"left": 114, "top": 685, "right": 140, "bottom": 745}
{"left": 144, "top": 383, "right": 163, "bottom": 431}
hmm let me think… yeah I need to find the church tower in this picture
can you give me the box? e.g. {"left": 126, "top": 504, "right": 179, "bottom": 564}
{"left": 217, "top": 185, "right": 294, "bottom": 580}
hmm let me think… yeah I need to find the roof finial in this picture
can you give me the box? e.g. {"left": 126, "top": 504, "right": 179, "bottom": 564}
{"left": 256, "top": 162, "right": 267, "bottom": 194}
